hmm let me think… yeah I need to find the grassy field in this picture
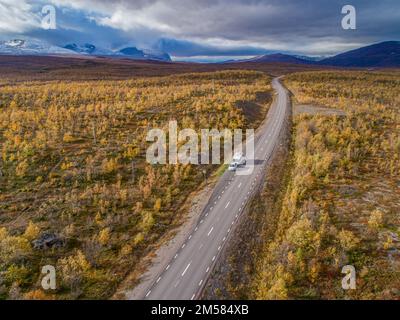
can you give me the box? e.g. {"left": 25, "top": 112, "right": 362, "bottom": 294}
{"left": 251, "top": 70, "right": 400, "bottom": 299}
{"left": 0, "top": 70, "right": 272, "bottom": 299}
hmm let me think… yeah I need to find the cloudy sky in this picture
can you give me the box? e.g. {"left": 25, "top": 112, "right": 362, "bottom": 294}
{"left": 0, "top": 0, "right": 399, "bottom": 60}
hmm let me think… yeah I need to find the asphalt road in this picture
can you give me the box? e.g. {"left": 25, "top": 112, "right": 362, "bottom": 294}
{"left": 144, "top": 77, "right": 290, "bottom": 300}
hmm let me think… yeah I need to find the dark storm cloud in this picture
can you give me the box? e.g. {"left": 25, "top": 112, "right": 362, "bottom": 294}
{"left": 2, "top": 0, "right": 399, "bottom": 56}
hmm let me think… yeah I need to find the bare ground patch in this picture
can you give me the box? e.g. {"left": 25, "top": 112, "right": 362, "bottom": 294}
{"left": 294, "top": 104, "right": 346, "bottom": 116}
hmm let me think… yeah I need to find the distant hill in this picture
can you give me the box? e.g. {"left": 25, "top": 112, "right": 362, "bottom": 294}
{"left": 249, "top": 53, "right": 314, "bottom": 64}
{"left": 64, "top": 43, "right": 114, "bottom": 56}
{"left": 319, "top": 41, "right": 400, "bottom": 67}
{"left": 118, "top": 47, "right": 172, "bottom": 62}
{"left": 246, "top": 41, "right": 400, "bottom": 68}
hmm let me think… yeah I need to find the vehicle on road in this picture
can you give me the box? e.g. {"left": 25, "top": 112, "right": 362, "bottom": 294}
{"left": 228, "top": 152, "right": 246, "bottom": 171}
{"left": 228, "top": 162, "right": 238, "bottom": 171}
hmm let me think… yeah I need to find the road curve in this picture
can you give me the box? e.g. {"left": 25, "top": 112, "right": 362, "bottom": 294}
{"left": 144, "top": 77, "right": 290, "bottom": 300}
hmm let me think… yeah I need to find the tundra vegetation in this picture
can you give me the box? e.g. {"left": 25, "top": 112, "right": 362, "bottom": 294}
{"left": 0, "top": 70, "right": 271, "bottom": 299}
{"left": 251, "top": 71, "right": 400, "bottom": 299}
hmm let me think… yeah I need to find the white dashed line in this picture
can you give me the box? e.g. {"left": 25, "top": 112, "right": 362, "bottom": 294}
{"left": 174, "top": 254, "right": 178, "bottom": 259}
{"left": 199, "top": 280, "right": 203, "bottom": 286}
{"left": 225, "top": 201, "right": 230, "bottom": 209}
{"left": 146, "top": 291, "right": 151, "bottom": 297}
{"left": 207, "top": 227, "right": 214, "bottom": 236}
{"left": 166, "top": 264, "right": 170, "bottom": 270}
{"left": 181, "top": 262, "right": 191, "bottom": 277}
{"left": 206, "top": 267, "right": 210, "bottom": 273}
{"left": 191, "top": 294, "right": 195, "bottom": 300}
{"left": 156, "top": 277, "right": 161, "bottom": 283}
{"left": 212, "top": 256, "right": 216, "bottom": 261}
{"left": 238, "top": 182, "right": 242, "bottom": 188}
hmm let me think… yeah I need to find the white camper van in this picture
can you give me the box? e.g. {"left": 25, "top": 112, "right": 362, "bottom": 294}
{"left": 228, "top": 152, "right": 246, "bottom": 171}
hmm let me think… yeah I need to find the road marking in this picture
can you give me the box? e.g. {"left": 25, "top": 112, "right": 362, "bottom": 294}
{"left": 145, "top": 290, "right": 151, "bottom": 297}
{"left": 200, "top": 219, "right": 204, "bottom": 224}
{"left": 199, "top": 243, "right": 203, "bottom": 249}
{"left": 223, "top": 237, "right": 226, "bottom": 241}
{"left": 206, "top": 267, "right": 210, "bottom": 273}
{"left": 238, "top": 182, "right": 242, "bottom": 188}
{"left": 195, "top": 227, "right": 198, "bottom": 231}
{"left": 174, "top": 254, "right": 178, "bottom": 259}
{"left": 199, "top": 279, "right": 203, "bottom": 286}
{"left": 205, "top": 212, "right": 209, "bottom": 217}
{"left": 182, "top": 243, "right": 186, "bottom": 249}
{"left": 174, "top": 280, "right": 180, "bottom": 288}
{"left": 188, "top": 235, "right": 192, "bottom": 240}
{"left": 228, "top": 228, "right": 231, "bottom": 233}
{"left": 182, "top": 262, "right": 191, "bottom": 277}
{"left": 218, "top": 196, "right": 221, "bottom": 199}
{"left": 218, "top": 246, "right": 221, "bottom": 251}
{"left": 166, "top": 264, "right": 170, "bottom": 270}
{"left": 156, "top": 277, "right": 161, "bottom": 283}
{"left": 207, "top": 227, "right": 214, "bottom": 236}
{"left": 210, "top": 207, "right": 213, "bottom": 210}
{"left": 225, "top": 201, "right": 230, "bottom": 209}
{"left": 222, "top": 191, "right": 224, "bottom": 194}
{"left": 212, "top": 256, "right": 216, "bottom": 261}
{"left": 191, "top": 294, "right": 195, "bottom": 300}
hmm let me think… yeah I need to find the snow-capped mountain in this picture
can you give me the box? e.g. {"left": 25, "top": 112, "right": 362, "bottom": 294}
{"left": 0, "top": 39, "right": 79, "bottom": 56}
{"left": 63, "top": 43, "right": 115, "bottom": 56}
{"left": 0, "top": 39, "right": 172, "bottom": 62}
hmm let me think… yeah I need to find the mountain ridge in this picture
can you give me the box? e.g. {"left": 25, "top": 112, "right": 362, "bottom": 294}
{"left": 0, "top": 39, "right": 172, "bottom": 62}
{"left": 0, "top": 39, "right": 398, "bottom": 67}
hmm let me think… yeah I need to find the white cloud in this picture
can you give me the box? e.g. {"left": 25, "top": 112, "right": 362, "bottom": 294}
{"left": 0, "top": 0, "right": 40, "bottom": 33}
